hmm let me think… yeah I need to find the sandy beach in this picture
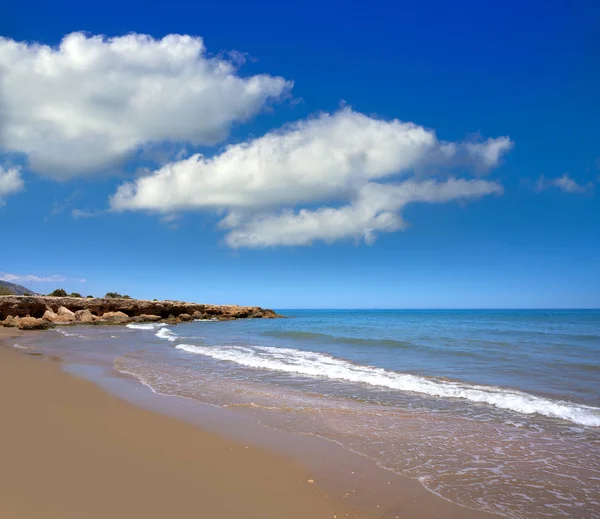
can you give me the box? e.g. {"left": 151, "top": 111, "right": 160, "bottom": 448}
{"left": 0, "top": 328, "right": 372, "bottom": 519}
{"left": 0, "top": 327, "right": 510, "bottom": 519}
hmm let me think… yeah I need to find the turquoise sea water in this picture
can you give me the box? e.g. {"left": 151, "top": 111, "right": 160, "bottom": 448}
{"left": 21, "top": 309, "right": 600, "bottom": 519}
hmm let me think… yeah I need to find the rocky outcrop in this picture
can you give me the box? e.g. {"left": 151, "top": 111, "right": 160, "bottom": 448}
{"left": 56, "top": 306, "right": 76, "bottom": 322}
{"left": 136, "top": 314, "right": 161, "bottom": 322}
{"left": 75, "top": 309, "right": 95, "bottom": 323}
{"left": 2, "top": 315, "right": 17, "bottom": 327}
{"left": 18, "top": 317, "right": 53, "bottom": 330}
{"left": 0, "top": 295, "right": 280, "bottom": 327}
{"left": 42, "top": 309, "right": 59, "bottom": 322}
{"left": 1, "top": 315, "right": 51, "bottom": 330}
{"left": 98, "top": 311, "right": 130, "bottom": 324}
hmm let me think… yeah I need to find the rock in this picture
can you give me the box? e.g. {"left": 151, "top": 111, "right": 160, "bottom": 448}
{"left": 99, "top": 311, "right": 131, "bottom": 324}
{"left": 18, "top": 317, "right": 53, "bottom": 330}
{"left": 178, "top": 313, "right": 192, "bottom": 321}
{"left": 42, "top": 309, "right": 59, "bottom": 322}
{"left": 138, "top": 314, "right": 161, "bottom": 322}
{"left": 0, "top": 295, "right": 280, "bottom": 322}
{"left": 75, "top": 309, "right": 95, "bottom": 323}
{"left": 163, "top": 315, "right": 181, "bottom": 325}
{"left": 56, "top": 306, "right": 76, "bottom": 322}
{"left": 2, "top": 315, "right": 16, "bottom": 327}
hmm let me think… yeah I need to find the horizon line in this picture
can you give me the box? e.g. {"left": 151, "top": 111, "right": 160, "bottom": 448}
{"left": 272, "top": 307, "right": 600, "bottom": 311}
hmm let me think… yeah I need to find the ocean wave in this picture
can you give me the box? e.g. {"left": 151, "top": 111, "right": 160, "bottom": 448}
{"left": 156, "top": 327, "right": 178, "bottom": 342}
{"left": 175, "top": 343, "right": 600, "bottom": 427}
{"left": 55, "top": 328, "right": 90, "bottom": 339}
{"left": 126, "top": 323, "right": 167, "bottom": 330}
{"left": 262, "top": 330, "right": 415, "bottom": 349}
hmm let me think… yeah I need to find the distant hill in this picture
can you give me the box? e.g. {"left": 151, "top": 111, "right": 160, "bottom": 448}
{"left": 0, "top": 280, "right": 36, "bottom": 295}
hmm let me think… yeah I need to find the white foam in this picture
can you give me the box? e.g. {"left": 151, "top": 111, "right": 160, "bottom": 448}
{"left": 175, "top": 344, "right": 600, "bottom": 427}
{"left": 56, "top": 328, "right": 78, "bottom": 337}
{"left": 126, "top": 323, "right": 167, "bottom": 330}
{"left": 194, "top": 318, "right": 219, "bottom": 322}
{"left": 156, "top": 327, "right": 178, "bottom": 342}
{"left": 55, "top": 328, "right": 90, "bottom": 338}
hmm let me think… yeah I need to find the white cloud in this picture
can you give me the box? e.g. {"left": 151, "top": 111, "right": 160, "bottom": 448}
{"left": 0, "top": 166, "right": 24, "bottom": 204}
{"left": 536, "top": 174, "right": 594, "bottom": 194}
{"left": 222, "top": 178, "right": 503, "bottom": 248}
{"left": 110, "top": 108, "right": 511, "bottom": 247}
{"left": 554, "top": 175, "right": 583, "bottom": 193}
{"left": 160, "top": 213, "right": 181, "bottom": 223}
{"left": 465, "top": 137, "right": 513, "bottom": 169}
{"left": 0, "top": 32, "right": 292, "bottom": 177}
{"left": 71, "top": 208, "right": 103, "bottom": 219}
{"left": 111, "top": 108, "right": 511, "bottom": 212}
{"left": 1, "top": 273, "right": 63, "bottom": 283}
{"left": 49, "top": 191, "right": 80, "bottom": 216}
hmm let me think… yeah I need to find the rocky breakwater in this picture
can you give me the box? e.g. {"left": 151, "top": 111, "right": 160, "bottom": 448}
{"left": 0, "top": 296, "right": 280, "bottom": 330}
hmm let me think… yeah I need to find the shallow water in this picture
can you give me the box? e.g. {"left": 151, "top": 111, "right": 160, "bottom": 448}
{"left": 20, "top": 310, "right": 600, "bottom": 519}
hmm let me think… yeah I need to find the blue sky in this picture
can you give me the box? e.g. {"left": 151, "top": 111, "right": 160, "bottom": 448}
{"left": 1, "top": 0, "right": 599, "bottom": 308}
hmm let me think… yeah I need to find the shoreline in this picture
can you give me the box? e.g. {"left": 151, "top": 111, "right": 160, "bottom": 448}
{"left": 0, "top": 328, "right": 501, "bottom": 519}
{"left": 0, "top": 328, "right": 370, "bottom": 519}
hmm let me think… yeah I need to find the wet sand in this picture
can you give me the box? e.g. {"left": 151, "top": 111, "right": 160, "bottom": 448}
{"left": 0, "top": 328, "right": 500, "bottom": 519}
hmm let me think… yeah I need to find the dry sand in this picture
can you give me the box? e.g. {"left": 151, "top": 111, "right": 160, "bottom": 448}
{"left": 0, "top": 328, "right": 372, "bottom": 519}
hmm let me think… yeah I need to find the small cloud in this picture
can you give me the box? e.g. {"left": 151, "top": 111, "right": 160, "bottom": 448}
{"left": 0, "top": 273, "right": 87, "bottom": 283}
{"left": 71, "top": 209, "right": 102, "bottom": 219}
{"left": 45, "top": 191, "right": 82, "bottom": 222}
{"left": 0, "top": 166, "right": 24, "bottom": 205}
{"left": 226, "top": 50, "right": 253, "bottom": 65}
{"left": 160, "top": 213, "right": 180, "bottom": 224}
{"left": 160, "top": 213, "right": 181, "bottom": 230}
{"left": 535, "top": 174, "right": 595, "bottom": 194}
{"left": 535, "top": 175, "right": 549, "bottom": 192}
{"left": 175, "top": 148, "right": 189, "bottom": 161}
{"left": 1, "top": 273, "right": 65, "bottom": 283}
{"left": 553, "top": 174, "right": 587, "bottom": 193}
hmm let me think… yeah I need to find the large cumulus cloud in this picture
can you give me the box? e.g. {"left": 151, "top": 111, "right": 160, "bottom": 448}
{"left": 111, "top": 109, "right": 511, "bottom": 247}
{"left": 0, "top": 32, "right": 292, "bottom": 177}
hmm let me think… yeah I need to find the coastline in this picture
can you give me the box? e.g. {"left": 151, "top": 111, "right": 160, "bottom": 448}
{"left": 0, "top": 328, "right": 502, "bottom": 519}
{"left": 0, "top": 295, "right": 280, "bottom": 329}
{"left": 0, "top": 328, "right": 369, "bottom": 519}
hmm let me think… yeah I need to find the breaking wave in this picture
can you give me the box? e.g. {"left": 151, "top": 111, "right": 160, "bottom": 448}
{"left": 155, "top": 327, "right": 178, "bottom": 342}
{"left": 175, "top": 343, "right": 600, "bottom": 427}
{"left": 126, "top": 323, "right": 167, "bottom": 330}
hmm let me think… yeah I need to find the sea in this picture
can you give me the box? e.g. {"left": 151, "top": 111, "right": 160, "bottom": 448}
{"left": 16, "top": 309, "right": 600, "bottom": 519}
